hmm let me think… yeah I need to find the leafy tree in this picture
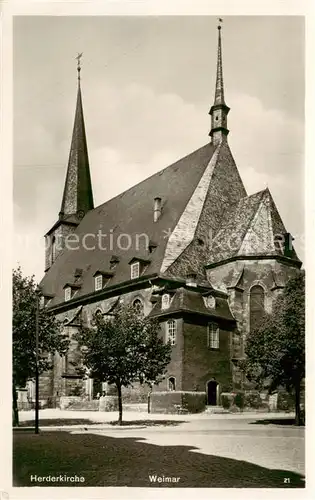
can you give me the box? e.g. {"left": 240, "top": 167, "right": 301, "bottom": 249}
{"left": 243, "top": 271, "right": 305, "bottom": 425}
{"left": 76, "top": 305, "right": 172, "bottom": 425}
{"left": 13, "top": 268, "right": 69, "bottom": 426}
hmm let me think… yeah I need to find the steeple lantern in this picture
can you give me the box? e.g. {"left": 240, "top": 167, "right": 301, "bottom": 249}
{"left": 209, "top": 24, "right": 230, "bottom": 146}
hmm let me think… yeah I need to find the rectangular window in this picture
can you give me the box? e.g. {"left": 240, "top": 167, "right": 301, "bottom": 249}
{"left": 166, "top": 319, "right": 177, "bottom": 346}
{"left": 131, "top": 261, "right": 140, "bottom": 279}
{"left": 208, "top": 323, "right": 219, "bottom": 349}
{"left": 95, "top": 275, "right": 103, "bottom": 291}
{"left": 64, "top": 287, "right": 71, "bottom": 302}
{"left": 65, "top": 286, "right": 71, "bottom": 302}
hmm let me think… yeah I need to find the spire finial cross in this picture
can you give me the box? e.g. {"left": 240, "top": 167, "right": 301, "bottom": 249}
{"left": 76, "top": 52, "right": 83, "bottom": 80}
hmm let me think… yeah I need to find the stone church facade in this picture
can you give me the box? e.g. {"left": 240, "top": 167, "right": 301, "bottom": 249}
{"left": 36, "top": 26, "right": 301, "bottom": 412}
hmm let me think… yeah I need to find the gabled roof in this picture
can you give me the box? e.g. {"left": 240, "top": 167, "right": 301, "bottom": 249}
{"left": 40, "top": 142, "right": 216, "bottom": 306}
{"left": 206, "top": 188, "right": 300, "bottom": 265}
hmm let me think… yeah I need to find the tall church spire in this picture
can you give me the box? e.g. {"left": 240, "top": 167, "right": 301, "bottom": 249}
{"left": 209, "top": 23, "right": 230, "bottom": 146}
{"left": 59, "top": 54, "right": 94, "bottom": 219}
{"left": 45, "top": 55, "right": 94, "bottom": 272}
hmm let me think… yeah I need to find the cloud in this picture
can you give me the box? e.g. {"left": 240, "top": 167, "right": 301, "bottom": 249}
{"left": 14, "top": 81, "right": 304, "bottom": 279}
{"left": 229, "top": 92, "right": 304, "bottom": 178}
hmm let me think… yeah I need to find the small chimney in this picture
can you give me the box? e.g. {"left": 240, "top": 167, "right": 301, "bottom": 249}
{"left": 186, "top": 271, "right": 197, "bottom": 287}
{"left": 153, "top": 197, "right": 162, "bottom": 222}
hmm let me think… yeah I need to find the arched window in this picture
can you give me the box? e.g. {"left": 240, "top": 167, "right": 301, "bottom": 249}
{"left": 161, "top": 293, "right": 170, "bottom": 310}
{"left": 133, "top": 298, "right": 144, "bottom": 316}
{"left": 95, "top": 308, "right": 103, "bottom": 319}
{"left": 250, "top": 285, "right": 265, "bottom": 331}
{"left": 166, "top": 319, "right": 176, "bottom": 346}
{"left": 168, "top": 377, "right": 176, "bottom": 391}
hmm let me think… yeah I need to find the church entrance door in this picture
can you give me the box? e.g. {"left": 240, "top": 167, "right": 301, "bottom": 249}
{"left": 207, "top": 380, "right": 218, "bottom": 406}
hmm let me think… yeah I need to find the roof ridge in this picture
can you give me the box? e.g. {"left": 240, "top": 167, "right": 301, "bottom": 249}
{"left": 92, "top": 142, "right": 214, "bottom": 212}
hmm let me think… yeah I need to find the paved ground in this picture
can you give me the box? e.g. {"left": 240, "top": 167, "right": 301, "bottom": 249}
{"left": 14, "top": 409, "right": 305, "bottom": 488}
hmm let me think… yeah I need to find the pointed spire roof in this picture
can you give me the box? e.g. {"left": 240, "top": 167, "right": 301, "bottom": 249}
{"left": 214, "top": 25, "right": 226, "bottom": 106}
{"left": 60, "top": 58, "right": 94, "bottom": 219}
{"left": 209, "top": 23, "right": 230, "bottom": 144}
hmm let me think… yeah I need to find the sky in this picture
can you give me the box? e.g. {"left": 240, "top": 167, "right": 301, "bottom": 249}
{"left": 13, "top": 16, "right": 305, "bottom": 280}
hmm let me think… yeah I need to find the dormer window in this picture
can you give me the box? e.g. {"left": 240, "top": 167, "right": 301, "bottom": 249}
{"left": 95, "top": 275, "right": 103, "bottom": 291}
{"left": 63, "top": 282, "right": 81, "bottom": 302}
{"left": 43, "top": 293, "right": 54, "bottom": 307}
{"left": 203, "top": 295, "right": 216, "bottom": 309}
{"left": 128, "top": 257, "right": 151, "bottom": 280}
{"left": 64, "top": 287, "right": 71, "bottom": 302}
{"left": 131, "top": 262, "right": 140, "bottom": 279}
{"left": 93, "top": 270, "right": 114, "bottom": 291}
{"left": 161, "top": 293, "right": 170, "bottom": 310}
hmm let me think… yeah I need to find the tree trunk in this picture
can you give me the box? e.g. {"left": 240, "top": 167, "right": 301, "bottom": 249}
{"left": 294, "top": 381, "right": 301, "bottom": 426}
{"left": 13, "top": 381, "right": 19, "bottom": 427}
{"left": 116, "top": 382, "right": 123, "bottom": 425}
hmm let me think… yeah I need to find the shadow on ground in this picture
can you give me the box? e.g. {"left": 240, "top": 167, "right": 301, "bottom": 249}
{"left": 250, "top": 418, "right": 304, "bottom": 427}
{"left": 13, "top": 431, "right": 305, "bottom": 488}
{"left": 18, "top": 419, "right": 185, "bottom": 428}
{"left": 19, "top": 419, "right": 99, "bottom": 427}
{"left": 109, "top": 420, "right": 186, "bottom": 427}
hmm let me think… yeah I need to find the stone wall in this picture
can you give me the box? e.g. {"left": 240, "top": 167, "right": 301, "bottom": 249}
{"left": 150, "top": 391, "right": 206, "bottom": 414}
{"left": 207, "top": 258, "right": 300, "bottom": 350}
{"left": 153, "top": 318, "right": 184, "bottom": 392}
{"left": 182, "top": 319, "right": 233, "bottom": 393}
{"left": 45, "top": 223, "right": 78, "bottom": 271}
{"left": 43, "top": 286, "right": 155, "bottom": 402}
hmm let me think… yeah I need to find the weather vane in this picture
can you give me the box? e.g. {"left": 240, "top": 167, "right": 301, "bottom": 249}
{"left": 75, "top": 52, "right": 83, "bottom": 79}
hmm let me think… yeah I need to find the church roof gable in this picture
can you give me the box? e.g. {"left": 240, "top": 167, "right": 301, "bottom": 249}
{"left": 207, "top": 188, "right": 300, "bottom": 265}
{"left": 40, "top": 142, "right": 216, "bottom": 306}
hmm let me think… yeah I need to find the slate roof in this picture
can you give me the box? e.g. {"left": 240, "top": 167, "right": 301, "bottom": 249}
{"left": 60, "top": 81, "right": 94, "bottom": 218}
{"left": 40, "top": 142, "right": 216, "bottom": 306}
{"left": 206, "top": 188, "right": 300, "bottom": 265}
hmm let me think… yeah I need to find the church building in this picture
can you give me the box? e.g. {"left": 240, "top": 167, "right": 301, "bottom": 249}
{"left": 39, "top": 25, "right": 301, "bottom": 412}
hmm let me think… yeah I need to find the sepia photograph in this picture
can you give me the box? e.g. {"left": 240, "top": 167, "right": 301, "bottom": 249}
{"left": 11, "top": 12, "right": 305, "bottom": 491}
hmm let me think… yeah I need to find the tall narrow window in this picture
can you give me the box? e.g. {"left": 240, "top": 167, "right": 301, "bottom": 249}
{"left": 51, "top": 235, "right": 56, "bottom": 263}
{"left": 208, "top": 323, "right": 219, "bottom": 349}
{"left": 130, "top": 262, "right": 140, "bottom": 279}
{"left": 166, "top": 319, "right": 176, "bottom": 346}
{"left": 95, "top": 275, "right": 103, "bottom": 291}
{"left": 250, "top": 285, "right": 265, "bottom": 331}
{"left": 64, "top": 287, "right": 71, "bottom": 302}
